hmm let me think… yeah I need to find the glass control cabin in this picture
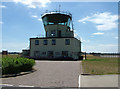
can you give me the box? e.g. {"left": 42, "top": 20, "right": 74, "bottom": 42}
{"left": 41, "top": 11, "right": 74, "bottom": 37}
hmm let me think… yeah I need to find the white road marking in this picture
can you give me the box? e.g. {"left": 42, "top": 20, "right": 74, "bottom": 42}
{"left": 0, "top": 84, "right": 13, "bottom": 87}
{"left": 78, "top": 75, "right": 81, "bottom": 87}
{"left": 19, "top": 85, "right": 34, "bottom": 87}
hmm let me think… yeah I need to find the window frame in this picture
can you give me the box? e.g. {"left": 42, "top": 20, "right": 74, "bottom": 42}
{"left": 35, "top": 40, "right": 39, "bottom": 45}
{"left": 43, "top": 40, "right": 48, "bottom": 45}
{"left": 52, "top": 39, "right": 56, "bottom": 45}
{"left": 65, "top": 39, "right": 70, "bottom": 45}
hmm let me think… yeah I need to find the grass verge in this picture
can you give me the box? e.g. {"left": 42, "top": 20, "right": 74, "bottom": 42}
{"left": 82, "top": 55, "right": 119, "bottom": 75}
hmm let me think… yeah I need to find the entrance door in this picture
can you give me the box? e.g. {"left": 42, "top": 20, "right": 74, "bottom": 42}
{"left": 58, "top": 31, "right": 61, "bottom": 37}
{"left": 62, "top": 51, "right": 68, "bottom": 57}
{"left": 34, "top": 51, "right": 40, "bottom": 57}
{"left": 48, "top": 51, "right": 54, "bottom": 58}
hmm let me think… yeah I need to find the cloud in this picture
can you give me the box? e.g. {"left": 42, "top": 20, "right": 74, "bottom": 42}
{"left": 114, "top": 36, "right": 118, "bottom": 39}
{"left": 38, "top": 18, "right": 42, "bottom": 21}
{"left": 14, "top": 0, "right": 51, "bottom": 8}
{"left": 81, "top": 37, "right": 90, "bottom": 43}
{"left": 78, "top": 12, "right": 118, "bottom": 31}
{"left": 0, "top": 5, "right": 6, "bottom": 8}
{"left": 0, "top": 21, "right": 3, "bottom": 24}
{"left": 32, "top": 15, "right": 42, "bottom": 21}
{"left": 32, "top": 15, "right": 38, "bottom": 18}
{"left": 92, "top": 32, "right": 104, "bottom": 35}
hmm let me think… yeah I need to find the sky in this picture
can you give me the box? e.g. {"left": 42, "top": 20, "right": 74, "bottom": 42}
{"left": 1, "top": 0, "right": 118, "bottom": 53}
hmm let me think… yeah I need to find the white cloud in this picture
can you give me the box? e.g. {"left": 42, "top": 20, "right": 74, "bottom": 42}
{"left": 0, "top": 21, "right": 3, "bottom": 24}
{"left": 32, "top": 15, "right": 42, "bottom": 21}
{"left": 92, "top": 32, "right": 104, "bottom": 35}
{"left": 114, "top": 36, "right": 118, "bottom": 39}
{"left": 14, "top": 0, "right": 51, "bottom": 8}
{"left": 32, "top": 15, "right": 38, "bottom": 18}
{"left": 38, "top": 18, "right": 42, "bottom": 21}
{"left": 78, "top": 12, "right": 118, "bottom": 31}
{"left": 0, "top": 5, "right": 6, "bottom": 8}
{"left": 81, "top": 37, "right": 90, "bottom": 43}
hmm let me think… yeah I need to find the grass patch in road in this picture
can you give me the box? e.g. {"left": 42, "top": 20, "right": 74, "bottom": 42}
{"left": 82, "top": 55, "right": 119, "bottom": 75}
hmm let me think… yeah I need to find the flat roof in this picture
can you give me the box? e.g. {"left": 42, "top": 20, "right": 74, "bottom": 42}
{"left": 41, "top": 11, "right": 72, "bottom": 18}
{"left": 30, "top": 37, "right": 81, "bottom": 41}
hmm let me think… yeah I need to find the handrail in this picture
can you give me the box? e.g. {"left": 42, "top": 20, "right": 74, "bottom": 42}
{"left": 41, "top": 10, "right": 72, "bottom": 17}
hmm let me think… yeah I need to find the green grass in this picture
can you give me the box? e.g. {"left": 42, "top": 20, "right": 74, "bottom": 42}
{"left": 82, "top": 55, "right": 119, "bottom": 75}
{"left": 2, "top": 56, "right": 35, "bottom": 75}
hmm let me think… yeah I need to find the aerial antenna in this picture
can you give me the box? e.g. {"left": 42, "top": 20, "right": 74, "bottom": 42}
{"left": 59, "top": 5, "right": 61, "bottom": 12}
{"left": 45, "top": 10, "right": 48, "bottom": 13}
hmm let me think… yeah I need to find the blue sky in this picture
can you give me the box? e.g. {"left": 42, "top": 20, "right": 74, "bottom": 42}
{"left": 1, "top": 1, "right": 118, "bottom": 53}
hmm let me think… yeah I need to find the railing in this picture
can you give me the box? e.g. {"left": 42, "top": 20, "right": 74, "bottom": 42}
{"left": 41, "top": 10, "right": 72, "bottom": 17}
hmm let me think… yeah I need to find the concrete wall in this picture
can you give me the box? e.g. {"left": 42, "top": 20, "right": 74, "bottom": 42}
{"left": 45, "top": 25, "right": 74, "bottom": 37}
{"left": 30, "top": 37, "right": 81, "bottom": 59}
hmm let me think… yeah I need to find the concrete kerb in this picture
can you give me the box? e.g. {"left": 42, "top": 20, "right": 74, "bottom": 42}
{"left": 2, "top": 69, "right": 36, "bottom": 78}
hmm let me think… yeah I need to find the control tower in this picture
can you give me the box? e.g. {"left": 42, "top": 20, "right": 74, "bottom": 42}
{"left": 29, "top": 10, "right": 82, "bottom": 60}
{"left": 41, "top": 11, "right": 74, "bottom": 37}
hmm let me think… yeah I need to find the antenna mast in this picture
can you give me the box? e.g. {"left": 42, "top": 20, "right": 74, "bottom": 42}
{"left": 59, "top": 5, "right": 61, "bottom": 12}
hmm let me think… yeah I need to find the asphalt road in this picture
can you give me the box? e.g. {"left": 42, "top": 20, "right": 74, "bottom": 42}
{"left": 2, "top": 60, "right": 81, "bottom": 87}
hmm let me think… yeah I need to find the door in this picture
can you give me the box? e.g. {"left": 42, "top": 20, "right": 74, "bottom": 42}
{"left": 34, "top": 51, "right": 40, "bottom": 57}
{"left": 62, "top": 51, "right": 68, "bottom": 57}
{"left": 58, "top": 31, "right": 61, "bottom": 37}
{"left": 48, "top": 51, "right": 54, "bottom": 58}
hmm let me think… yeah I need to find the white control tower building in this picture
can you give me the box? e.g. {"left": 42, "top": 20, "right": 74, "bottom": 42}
{"left": 29, "top": 11, "right": 82, "bottom": 60}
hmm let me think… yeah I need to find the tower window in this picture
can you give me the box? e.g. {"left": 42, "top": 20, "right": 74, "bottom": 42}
{"left": 51, "top": 30, "right": 56, "bottom": 36}
{"left": 43, "top": 40, "right": 48, "bottom": 45}
{"left": 65, "top": 39, "right": 70, "bottom": 45}
{"left": 52, "top": 39, "right": 56, "bottom": 45}
{"left": 35, "top": 40, "right": 39, "bottom": 45}
{"left": 46, "top": 31, "right": 48, "bottom": 37}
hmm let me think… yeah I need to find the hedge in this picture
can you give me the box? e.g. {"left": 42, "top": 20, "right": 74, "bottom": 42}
{"left": 2, "top": 57, "right": 35, "bottom": 75}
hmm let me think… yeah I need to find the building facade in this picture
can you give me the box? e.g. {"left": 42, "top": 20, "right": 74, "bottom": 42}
{"left": 29, "top": 11, "right": 82, "bottom": 60}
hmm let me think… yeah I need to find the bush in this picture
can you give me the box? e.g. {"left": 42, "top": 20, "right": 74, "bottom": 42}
{"left": 2, "top": 57, "right": 35, "bottom": 75}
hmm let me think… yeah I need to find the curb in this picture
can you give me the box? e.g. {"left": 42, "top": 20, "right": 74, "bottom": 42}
{"left": 2, "top": 69, "right": 36, "bottom": 78}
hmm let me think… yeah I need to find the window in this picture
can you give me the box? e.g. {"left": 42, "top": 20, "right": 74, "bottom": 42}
{"left": 42, "top": 52, "right": 46, "bottom": 55}
{"left": 62, "top": 51, "right": 68, "bottom": 57}
{"left": 43, "top": 40, "right": 48, "bottom": 45}
{"left": 35, "top": 40, "right": 39, "bottom": 45}
{"left": 51, "top": 30, "right": 56, "bottom": 36}
{"left": 52, "top": 39, "right": 56, "bottom": 45}
{"left": 46, "top": 31, "right": 48, "bottom": 37}
{"left": 65, "top": 39, "right": 70, "bottom": 45}
{"left": 55, "top": 52, "right": 60, "bottom": 55}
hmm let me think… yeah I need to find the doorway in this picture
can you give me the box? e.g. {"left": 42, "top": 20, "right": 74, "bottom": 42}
{"left": 48, "top": 51, "right": 54, "bottom": 58}
{"left": 58, "top": 30, "right": 61, "bottom": 37}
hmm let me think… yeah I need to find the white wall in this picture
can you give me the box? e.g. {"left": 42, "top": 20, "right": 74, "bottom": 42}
{"left": 30, "top": 37, "right": 81, "bottom": 59}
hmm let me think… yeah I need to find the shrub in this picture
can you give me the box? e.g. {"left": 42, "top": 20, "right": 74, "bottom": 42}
{"left": 2, "top": 57, "right": 35, "bottom": 75}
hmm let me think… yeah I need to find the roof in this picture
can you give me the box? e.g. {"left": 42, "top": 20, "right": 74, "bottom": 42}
{"left": 41, "top": 11, "right": 72, "bottom": 19}
{"left": 30, "top": 37, "right": 81, "bottom": 41}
